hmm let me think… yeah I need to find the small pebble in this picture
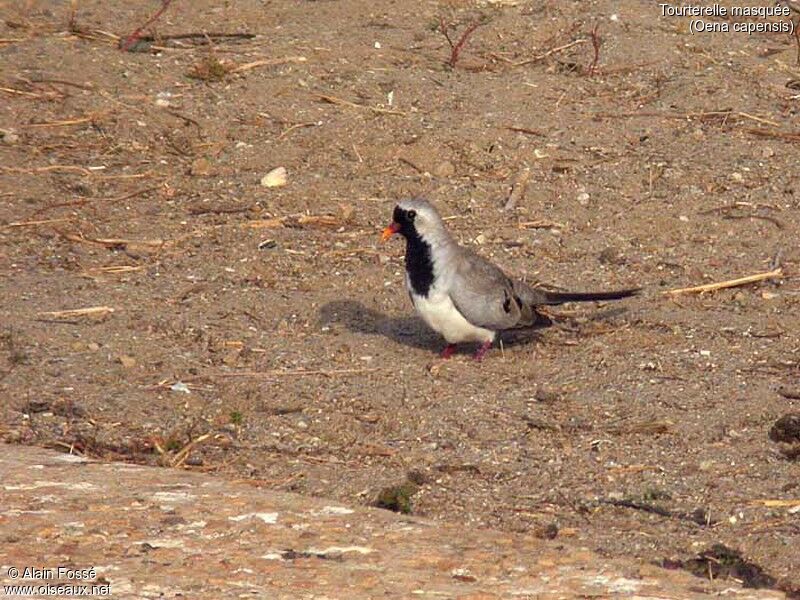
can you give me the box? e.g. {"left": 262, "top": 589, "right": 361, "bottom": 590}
{"left": 261, "top": 166, "right": 288, "bottom": 188}
{"left": 1, "top": 130, "right": 20, "bottom": 145}
{"left": 434, "top": 160, "right": 455, "bottom": 178}
{"left": 117, "top": 355, "right": 137, "bottom": 368}
{"left": 258, "top": 239, "right": 277, "bottom": 250}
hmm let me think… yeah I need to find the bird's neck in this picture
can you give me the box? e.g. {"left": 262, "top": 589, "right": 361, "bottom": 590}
{"left": 404, "top": 231, "right": 435, "bottom": 298}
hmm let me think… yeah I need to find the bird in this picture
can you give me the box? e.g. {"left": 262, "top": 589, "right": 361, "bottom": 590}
{"left": 381, "top": 198, "right": 640, "bottom": 361}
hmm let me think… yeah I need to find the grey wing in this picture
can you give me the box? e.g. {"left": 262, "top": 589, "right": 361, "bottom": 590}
{"left": 448, "top": 251, "right": 524, "bottom": 330}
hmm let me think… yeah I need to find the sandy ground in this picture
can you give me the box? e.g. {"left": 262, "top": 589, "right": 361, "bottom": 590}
{"left": 1, "top": 0, "right": 799, "bottom": 594}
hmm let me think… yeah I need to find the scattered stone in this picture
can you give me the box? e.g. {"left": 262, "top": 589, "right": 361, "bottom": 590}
{"left": 663, "top": 544, "right": 776, "bottom": 590}
{"left": 258, "top": 239, "right": 278, "bottom": 250}
{"left": 769, "top": 413, "right": 800, "bottom": 443}
{"left": 451, "top": 567, "right": 477, "bottom": 582}
{"left": 187, "top": 56, "right": 230, "bottom": 81}
{"left": 698, "top": 460, "right": 715, "bottom": 472}
{"left": 598, "top": 247, "right": 626, "bottom": 265}
{"left": 190, "top": 157, "right": 212, "bottom": 176}
{"left": 261, "top": 166, "right": 288, "bottom": 188}
{"left": 406, "top": 469, "right": 429, "bottom": 485}
{"left": 535, "top": 522, "right": 559, "bottom": 540}
{"left": 533, "top": 389, "right": 562, "bottom": 404}
{"left": 228, "top": 512, "right": 279, "bottom": 524}
{"left": 434, "top": 160, "right": 456, "bottom": 178}
{"left": 52, "top": 399, "right": 87, "bottom": 418}
{"left": 770, "top": 413, "right": 800, "bottom": 460}
{"left": 117, "top": 354, "right": 137, "bottom": 368}
{"left": 22, "top": 399, "right": 51, "bottom": 413}
{"left": 374, "top": 482, "right": 418, "bottom": 514}
{"left": 777, "top": 387, "right": 800, "bottom": 400}
{"left": 1, "top": 129, "right": 20, "bottom": 145}
{"left": 184, "top": 455, "right": 204, "bottom": 467}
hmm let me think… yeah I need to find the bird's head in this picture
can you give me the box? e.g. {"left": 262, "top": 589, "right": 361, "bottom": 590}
{"left": 381, "top": 198, "right": 446, "bottom": 244}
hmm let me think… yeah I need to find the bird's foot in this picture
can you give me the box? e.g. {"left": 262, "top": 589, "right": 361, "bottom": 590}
{"left": 440, "top": 344, "right": 457, "bottom": 359}
{"left": 473, "top": 340, "right": 493, "bottom": 362}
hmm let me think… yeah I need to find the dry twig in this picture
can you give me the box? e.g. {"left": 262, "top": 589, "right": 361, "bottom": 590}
{"left": 55, "top": 231, "right": 165, "bottom": 250}
{"left": 36, "top": 306, "right": 115, "bottom": 320}
{"left": 229, "top": 56, "right": 307, "bottom": 73}
{"left": 510, "top": 39, "right": 587, "bottom": 67}
{"left": 518, "top": 219, "right": 564, "bottom": 230}
{"left": 0, "top": 86, "right": 51, "bottom": 99}
{"left": 1, "top": 165, "right": 93, "bottom": 177}
{"left": 21, "top": 115, "right": 97, "bottom": 128}
{"left": 750, "top": 499, "right": 800, "bottom": 508}
{"left": 746, "top": 128, "right": 800, "bottom": 142}
{"left": 246, "top": 214, "right": 339, "bottom": 229}
{"left": 439, "top": 16, "right": 485, "bottom": 68}
{"left": 81, "top": 265, "right": 144, "bottom": 278}
{"left": 504, "top": 167, "right": 531, "bottom": 211}
{"left": 4, "top": 218, "right": 73, "bottom": 229}
{"left": 664, "top": 268, "right": 783, "bottom": 296}
{"left": 586, "top": 23, "right": 602, "bottom": 76}
{"left": 171, "top": 433, "right": 212, "bottom": 467}
{"left": 278, "top": 121, "right": 318, "bottom": 139}
{"left": 216, "top": 368, "right": 380, "bottom": 378}
{"left": 119, "top": 0, "right": 176, "bottom": 52}
{"left": 506, "top": 126, "right": 546, "bottom": 136}
{"left": 318, "top": 94, "right": 405, "bottom": 116}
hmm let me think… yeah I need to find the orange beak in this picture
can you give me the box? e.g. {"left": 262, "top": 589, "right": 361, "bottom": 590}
{"left": 381, "top": 222, "right": 400, "bottom": 242}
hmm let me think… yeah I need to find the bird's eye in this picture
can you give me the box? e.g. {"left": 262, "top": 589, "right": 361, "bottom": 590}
{"left": 407, "top": 210, "right": 416, "bottom": 220}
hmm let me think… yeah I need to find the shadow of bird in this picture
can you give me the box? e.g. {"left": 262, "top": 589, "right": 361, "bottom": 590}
{"left": 318, "top": 300, "right": 557, "bottom": 356}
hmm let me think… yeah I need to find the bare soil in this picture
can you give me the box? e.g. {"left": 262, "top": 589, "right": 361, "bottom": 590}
{"left": 1, "top": 0, "right": 799, "bottom": 594}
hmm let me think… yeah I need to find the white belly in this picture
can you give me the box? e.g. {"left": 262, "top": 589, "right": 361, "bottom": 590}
{"left": 411, "top": 290, "right": 495, "bottom": 344}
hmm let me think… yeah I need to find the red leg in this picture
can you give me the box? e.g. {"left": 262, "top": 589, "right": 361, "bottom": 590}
{"left": 440, "top": 344, "right": 457, "bottom": 359}
{"left": 473, "top": 340, "right": 493, "bottom": 362}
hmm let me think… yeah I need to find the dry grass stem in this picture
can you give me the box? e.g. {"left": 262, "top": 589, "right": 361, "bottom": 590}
{"left": 230, "top": 56, "right": 307, "bottom": 73}
{"left": 246, "top": 214, "right": 339, "bottom": 229}
{"left": 5, "top": 218, "right": 73, "bottom": 228}
{"left": 217, "top": 368, "right": 380, "bottom": 378}
{"left": 504, "top": 167, "right": 531, "bottom": 211}
{"left": 512, "top": 39, "right": 587, "bottom": 67}
{"left": 751, "top": 499, "right": 800, "bottom": 508}
{"left": 56, "top": 231, "right": 165, "bottom": 250}
{"left": 318, "top": 94, "right": 405, "bottom": 116}
{"left": 37, "top": 306, "right": 115, "bottom": 319}
{"left": 171, "top": 433, "right": 212, "bottom": 467}
{"left": 518, "top": 219, "right": 565, "bottom": 230}
{"left": 21, "top": 116, "right": 97, "bottom": 128}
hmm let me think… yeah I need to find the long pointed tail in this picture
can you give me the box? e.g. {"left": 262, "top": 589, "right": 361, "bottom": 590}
{"left": 540, "top": 287, "right": 640, "bottom": 305}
